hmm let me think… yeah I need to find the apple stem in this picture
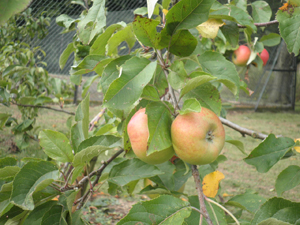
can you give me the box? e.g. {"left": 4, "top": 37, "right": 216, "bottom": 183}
{"left": 191, "top": 165, "right": 213, "bottom": 225}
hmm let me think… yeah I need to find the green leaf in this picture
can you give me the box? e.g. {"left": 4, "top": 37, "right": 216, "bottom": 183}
{"left": 179, "top": 72, "right": 216, "bottom": 98}
{"left": 59, "top": 42, "right": 75, "bottom": 70}
{"left": 71, "top": 93, "right": 90, "bottom": 153}
{"left": 0, "top": 205, "right": 25, "bottom": 225}
{"left": 141, "top": 85, "right": 161, "bottom": 101}
{"left": 100, "top": 55, "right": 132, "bottom": 95}
{"left": 210, "top": 2, "right": 257, "bottom": 32}
{"left": 23, "top": 201, "right": 58, "bottom": 225}
{"left": 260, "top": 33, "right": 281, "bottom": 47}
{"left": 0, "top": 157, "right": 17, "bottom": 168}
{"left": 168, "top": 60, "right": 188, "bottom": 90}
{"left": 10, "top": 161, "right": 58, "bottom": 210}
{"left": 73, "top": 145, "right": 113, "bottom": 167}
{"left": 39, "top": 130, "right": 74, "bottom": 163}
{"left": 0, "top": 166, "right": 20, "bottom": 180}
{"left": 94, "top": 123, "right": 115, "bottom": 136}
{"left": 220, "top": 20, "right": 239, "bottom": 48}
{"left": 275, "top": 165, "right": 300, "bottom": 196}
{"left": 244, "top": 134, "right": 295, "bottom": 173}
{"left": 226, "top": 192, "right": 266, "bottom": 213}
{"left": 82, "top": 75, "right": 100, "bottom": 98}
{"left": 165, "top": 0, "right": 214, "bottom": 35}
{"left": 179, "top": 98, "right": 202, "bottom": 115}
{"left": 225, "top": 136, "right": 246, "bottom": 154}
{"left": 169, "top": 30, "right": 198, "bottom": 57}
{"left": 107, "top": 24, "right": 136, "bottom": 56}
{"left": 277, "top": 8, "right": 300, "bottom": 56}
{"left": 0, "top": 0, "right": 32, "bottom": 26}
{"left": 78, "top": 135, "right": 122, "bottom": 152}
{"left": 12, "top": 119, "right": 34, "bottom": 134}
{"left": 182, "top": 83, "right": 222, "bottom": 115}
{"left": 56, "top": 14, "right": 77, "bottom": 31}
{"left": 71, "top": 55, "right": 112, "bottom": 75}
{"left": 41, "top": 204, "right": 64, "bottom": 225}
{"left": 145, "top": 161, "right": 176, "bottom": 192}
{"left": 198, "top": 51, "right": 240, "bottom": 95}
{"left": 77, "top": 0, "right": 106, "bottom": 44}
{"left": 185, "top": 195, "right": 227, "bottom": 224}
{"left": 145, "top": 102, "right": 173, "bottom": 155}
{"left": 108, "top": 158, "right": 164, "bottom": 186}
{"left": 90, "top": 23, "right": 124, "bottom": 55}
{"left": 251, "top": 197, "right": 300, "bottom": 225}
{"left": 0, "top": 183, "right": 13, "bottom": 217}
{"left": 117, "top": 195, "right": 191, "bottom": 224}
{"left": 162, "top": 0, "right": 172, "bottom": 9}
{"left": 0, "top": 113, "right": 11, "bottom": 130}
{"left": 234, "top": 0, "right": 247, "bottom": 11}
{"left": 103, "top": 57, "right": 157, "bottom": 110}
{"left": 257, "top": 218, "right": 291, "bottom": 225}
{"left": 251, "top": 1, "right": 272, "bottom": 23}
{"left": 133, "top": 15, "right": 160, "bottom": 47}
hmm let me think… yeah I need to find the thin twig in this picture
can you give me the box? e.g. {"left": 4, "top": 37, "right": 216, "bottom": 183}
{"left": 192, "top": 165, "right": 213, "bottom": 225}
{"left": 238, "top": 20, "right": 278, "bottom": 28}
{"left": 75, "top": 149, "right": 124, "bottom": 210}
{"left": 89, "top": 108, "right": 106, "bottom": 131}
{"left": 219, "top": 117, "right": 268, "bottom": 140}
{"left": 12, "top": 103, "right": 75, "bottom": 115}
{"left": 206, "top": 198, "right": 240, "bottom": 225}
{"left": 156, "top": 50, "right": 179, "bottom": 110}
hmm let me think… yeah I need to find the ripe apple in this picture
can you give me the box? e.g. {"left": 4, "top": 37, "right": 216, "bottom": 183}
{"left": 258, "top": 48, "right": 269, "bottom": 66}
{"left": 127, "top": 108, "right": 174, "bottom": 165}
{"left": 171, "top": 107, "right": 225, "bottom": 165}
{"left": 232, "top": 45, "right": 251, "bottom": 66}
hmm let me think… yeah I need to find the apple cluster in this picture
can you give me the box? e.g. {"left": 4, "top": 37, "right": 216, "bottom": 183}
{"left": 127, "top": 107, "right": 225, "bottom": 166}
{"left": 232, "top": 45, "right": 269, "bottom": 66}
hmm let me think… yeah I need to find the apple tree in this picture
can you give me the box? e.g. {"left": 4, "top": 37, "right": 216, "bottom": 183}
{"left": 0, "top": 5, "right": 74, "bottom": 149}
{"left": 1, "top": 0, "right": 300, "bottom": 224}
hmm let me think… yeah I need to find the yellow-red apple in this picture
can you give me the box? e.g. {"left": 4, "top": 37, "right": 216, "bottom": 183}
{"left": 171, "top": 108, "right": 225, "bottom": 165}
{"left": 127, "top": 108, "right": 174, "bottom": 165}
{"left": 232, "top": 45, "right": 251, "bottom": 66}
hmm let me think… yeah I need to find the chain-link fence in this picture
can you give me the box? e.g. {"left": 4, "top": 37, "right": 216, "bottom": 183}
{"left": 19, "top": 0, "right": 298, "bottom": 108}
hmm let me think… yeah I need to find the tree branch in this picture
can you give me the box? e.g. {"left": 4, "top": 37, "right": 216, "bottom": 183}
{"left": 12, "top": 103, "right": 75, "bottom": 115}
{"left": 89, "top": 108, "right": 106, "bottom": 131}
{"left": 74, "top": 149, "right": 124, "bottom": 210}
{"left": 219, "top": 117, "right": 268, "bottom": 140}
{"left": 238, "top": 20, "right": 278, "bottom": 28}
{"left": 156, "top": 50, "right": 179, "bottom": 111}
{"left": 192, "top": 165, "right": 213, "bottom": 225}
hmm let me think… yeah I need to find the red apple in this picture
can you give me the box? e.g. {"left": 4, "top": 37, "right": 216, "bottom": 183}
{"left": 171, "top": 108, "right": 225, "bottom": 165}
{"left": 258, "top": 48, "right": 269, "bottom": 66}
{"left": 127, "top": 108, "right": 174, "bottom": 165}
{"left": 232, "top": 45, "right": 251, "bottom": 66}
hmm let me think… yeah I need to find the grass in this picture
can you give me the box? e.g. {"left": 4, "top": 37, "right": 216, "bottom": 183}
{"left": 1, "top": 104, "right": 300, "bottom": 222}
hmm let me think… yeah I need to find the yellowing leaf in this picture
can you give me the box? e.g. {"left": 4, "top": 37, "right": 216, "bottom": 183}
{"left": 294, "top": 138, "right": 300, "bottom": 153}
{"left": 163, "top": 9, "right": 168, "bottom": 16}
{"left": 202, "top": 171, "right": 225, "bottom": 198}
{"left": 196, "top": 19, "right": 225, "bottom": 39}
